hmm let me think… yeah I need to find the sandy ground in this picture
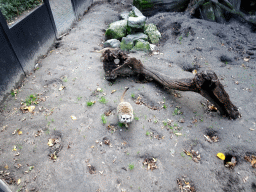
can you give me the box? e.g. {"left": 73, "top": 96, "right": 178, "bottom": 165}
{"left": 1, "top": 1, "right": 256, "bottom": 192}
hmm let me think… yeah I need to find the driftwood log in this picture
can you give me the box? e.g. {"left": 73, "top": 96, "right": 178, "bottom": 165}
{"left": 103, "top": 49, "right": 241, "bottom": 120}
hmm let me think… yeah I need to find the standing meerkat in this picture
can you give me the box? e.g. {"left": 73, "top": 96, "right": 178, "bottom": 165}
{"left": 117, "top": 87, "right": 134, "bottom": 127}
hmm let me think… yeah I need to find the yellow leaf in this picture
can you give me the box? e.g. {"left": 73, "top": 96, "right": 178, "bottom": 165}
{"left": 17, "top": 179, "right": 21, "bottom": 185}
{"left": 175, "top": 133, "right": 182, "bottom": 136}
{"left": 217, "top": 153, "right": 225, "bottom": 160}
{"left": 71, "top": 115, "right": 77, "bottom": 120}
{"left": 28, "top": 105, "right": 35, "bottom": 113}
{"left": 18, "top": 130, "right": 23, "bottom": 135}
{"left": 4, "top": 164, "right": 8, "bottom": 169}
{"left": 12, "top": 145, "right": 17, "bottom": 151}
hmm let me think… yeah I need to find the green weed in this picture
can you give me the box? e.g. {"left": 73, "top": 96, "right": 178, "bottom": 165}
{"left": 134, "top": 117, "right": 139, "bottom": 120}
{"left": 99, "top": 96, "right": 107, "bottom": 104}
{"left": 131, "top": 93, "right": 135, "bottom": 98}
{"left": 87, "top": 101, "right": 94, "bottom": 106}
{"left": 128, "top": 164, "right": 134, "bottom": 170}
{"left": 101, "top": 114, "right": 107, "bottom": 124}
{"left": 25, "top": 94, "right": 37, "bottom": 106}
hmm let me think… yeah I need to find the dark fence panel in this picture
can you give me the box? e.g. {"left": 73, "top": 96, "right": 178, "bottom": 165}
{"left": 0, "top": 22, "right": 24, "bottom": 101}
{"left": 9, "top": 4, "right": 56, "bottom": 72}
{"left": 72, "top": 0, "right": 93, "bottom": 18}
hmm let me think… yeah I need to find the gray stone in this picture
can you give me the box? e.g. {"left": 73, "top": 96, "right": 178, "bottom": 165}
{"left": 104, "top": 39, "right": 120, "bottom": 48}
{"left": 126, "top": 33, "right": 148, "bottom": 42}
{"left": 132, "top": 6, "right": 144, "bottom": 17}
{"left": 120, "top": 11, "right": 129, "bottom": 20}
{"left": 128, "top": 16, "right": 146, "bottom": 29}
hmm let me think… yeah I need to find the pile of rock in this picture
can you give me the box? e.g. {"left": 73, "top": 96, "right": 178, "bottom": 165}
{"left": 104, "top": 6, "right": 161, "bottom": 52}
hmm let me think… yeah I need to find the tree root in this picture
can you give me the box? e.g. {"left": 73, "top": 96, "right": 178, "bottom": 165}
{"left": 103, "top": 49, "right": 241, "bottom": 120}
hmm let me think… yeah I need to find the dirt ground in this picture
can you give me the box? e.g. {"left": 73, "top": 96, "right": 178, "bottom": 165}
{"left": 1, "top": 1, "right": 256, "bottom": 192}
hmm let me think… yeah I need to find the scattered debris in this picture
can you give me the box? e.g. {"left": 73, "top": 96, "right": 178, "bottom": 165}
{"left": 143, "top": 158, "right": 157, "bottom": 171}
{"left": 88, "top": 164, "right": 96, "bottom": 174}
{"left": 107, "top": 124, "right": 116, "bottom": 132}
{"left": 177, "top": 176, "right": 196, "bottom": 192}
{"left": 244, "top": 155, "right": 256, "bottom": 168}
{"left": 70, "top": 115, "right": 77, "bottom": 120}
{"left": 48, "top": 137, "right": 62, "bottom": 161}
{"left": 208, "top": 104, "right": 218, "bottom": 112}
{"left": 104, "top": 110, "right": 112, "bottom": 116}
{"left": 20, "top": 105, "right": 35, "bottom": 113}
{"left": 103, "top": 137, "right": 110, "bottom": 145}
{"left": 35, "top": 130, "right": 43, "bottom": 137}
{"left": 184, "top": 150, "right": 201, "bottom": 163}
{"left": 225, "top": 156, "right": 237, "bottom": 169}
{"left": 204, "top": 135, "right": 219, "bottom": 143}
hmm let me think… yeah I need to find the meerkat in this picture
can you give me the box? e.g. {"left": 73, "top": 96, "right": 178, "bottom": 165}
{"left": 117, "top": 87, "right": 134, "bottom": 127}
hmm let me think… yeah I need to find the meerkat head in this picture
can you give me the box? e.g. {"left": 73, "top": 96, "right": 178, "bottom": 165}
{"left": 119, "top": 114, "right": 133, "bottom": 124}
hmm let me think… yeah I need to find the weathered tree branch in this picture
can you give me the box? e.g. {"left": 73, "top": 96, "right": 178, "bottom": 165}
{"left": 103, "top": 49, "right": 241, "bottom": 119}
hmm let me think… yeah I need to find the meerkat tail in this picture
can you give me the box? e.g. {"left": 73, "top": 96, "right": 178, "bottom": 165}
{"left": 120, "top": 87, "right": 129, "bottom": 102}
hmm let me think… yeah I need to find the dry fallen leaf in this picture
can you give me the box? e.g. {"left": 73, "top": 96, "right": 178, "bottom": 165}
{"left": 97, "top": 88, "right": 102, "bottom": 92}
{"left": 17, "top": 178, "right": 21, "bottom": 185}
{"left": 59, "top": 85, "right": 65, "bottom": 91}
{"left": 244, "top": 57, "right": 250, "bottom": 62}
{"left": 4, "top": 164, "right": 8, "bottom": 169}
{"left": 18, "top": 130, "right": 23, "bottom": 135}
{"left": 175, "top": 133, "right": 182, "bottom": 136}
{"left": 48, "top": 139, "right": 55, "bottom": 147}
{"left": 28, "top": 105, "right": 35, "bottom": 113}
{"left": 70, "top": 115, "right": 77, "bottom": 120}
{"left": 111, "top": 90, "right": 116, "bottom": 94}
{"left": 192, "top": 69, "right": 197, "bottom": 74}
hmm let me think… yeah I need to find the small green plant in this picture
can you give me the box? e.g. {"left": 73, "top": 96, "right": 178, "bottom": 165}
{"left": 134, "top": 117, "right": 139, "bottom": 120}
{"left": 173, "top": 122, "right": 178, "bottom": 127}
{"left": 154, "top": 120, "right": 158, "bottom": 123}
{"left": 225, "top": 61, "right": 228, "bottom": 65}
{"left": 29, "top": 166, "right": 34, "bottom": 171}
{"left": 131, "top": 93, "right": 135, "bottom": 98}
{"left": 179, "top": 35, "right": 183, "bottom": 44}
{"left": 63, "top": 77, "right": 68, "bottom": 82}
{"left": 25, "top": 94, "right": 37, "bottom": 106}
{"left": 11, "top": 89, "right": 18, "bottom": 97}
{"left": 77, "top": 96, "right": 82, "bottom": 101}
{"left": 17, "top": 144, "right": 23, "bottom": 150}
{"left": 87, "top": 101, "right": 94, "bottom": 106}
{"left": 163, "top": 104, "right": 167, "bottom": 109}
{"left": 128, "top": 164, "right": 134, "bottom": 170}
{"left": 163, "top": 121, "right": 168, "bottom": 126}
{"left": 137, "top": 151, "right": 140, "bottom": 154}
{"left": 101, "top": 114, "right": 107, "bottom": 124}
{"left": 180, "top": 152, "right": 185, "bottom": 157}
{"left": 127, "top": 152, "right": 130, "bottom": 155}
{"left": 146, "top": 131, "right": 151, "bottom": 136}
{"left": 172, "top": 108, "right": 181, "bottom": 116}
{"left": 99, "top": 96, "right": 107, "bottom": 104}
{"left": 51, "top": 119, "right": 54, "bottom": 122}
{"left": 47, "top": 121, "right": 51, "bottom": 126}
{"left": 45, "top": 129, "right": 50, "bottom": 134}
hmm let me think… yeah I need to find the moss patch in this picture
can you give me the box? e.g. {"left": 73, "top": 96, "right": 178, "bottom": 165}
{"left": 132, "top": 40, "right": 150, "bottom": 52}
{"left": 144, "top": 24, "right": 161, "bottom": 44}
{"left": 105, "top": 20, "right": 127, "bottom": 40}
{"left": 133, "top": 0, "right": 154, "bottom": 10}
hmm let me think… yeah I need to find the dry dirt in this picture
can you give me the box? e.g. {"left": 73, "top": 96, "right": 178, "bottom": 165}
{"left": 1, "top": 1, "right": 256, "bottom": 192}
